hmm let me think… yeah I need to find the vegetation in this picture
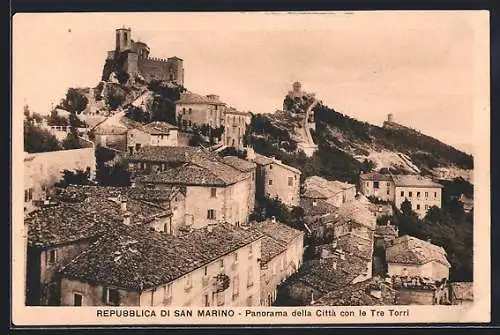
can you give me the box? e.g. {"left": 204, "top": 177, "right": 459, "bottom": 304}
{"left": 55, "top": 169, "right": 92, "bottom": 187}
{"left": 392, "top": 181, "right": 473, "bottom": 281}
{"left": 218, "top": 147, "right": 247, "bottom": 159}
{"left": 105, "top": 84, "right": 126, "bottom": 110}
{"left": 46, "top": 111, "right": 68, "bottom": 127}
{"left": 24, "top": 121, "right": 62, "bottom": 153}
{"left": 125, "top": 106, "right": 150, "bottom": 123}
{"left": 59, "top": 88, "right": 88, "bottom": 114}
{"left": 94, "top": 146, "right": 131, "bottom": 186}
{"left": 101, "top": 51, "right": 131, "bottom": 84}
{"left": 147, "top": 80, "right": 186, "bottom": 124}
{"left": 250, "top": 195, "right": 305, "bottom": 231}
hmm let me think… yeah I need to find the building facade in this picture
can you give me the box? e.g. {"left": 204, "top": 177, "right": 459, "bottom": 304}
{"left": 175, "top": 92, "right": 226, "bottom": 129}
{"left": 359, "top": 172, "right": 395, "bottom": 202}
{"left": 223, "top": 108, "right": 251, "bottom": 150}
{"left": 59, "top": 223, "right": 263, "bottom": 307}
{"left": 386, "top": 235, "right": 451, "bottom": 281}
{"left": 253, "top": 219, "right": 305, "bottom": 306}
{"left": 302, "top": 176, "right": 356, "bottom": 207}
{"left": 127, "top": 121, "right": 179, "bottom": 155}
{"left": 249, "top": 151, "right": 301, "bottom": 207}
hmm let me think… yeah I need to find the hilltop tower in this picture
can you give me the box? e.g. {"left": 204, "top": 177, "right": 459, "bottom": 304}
{"left": 387, "top": 113, "right": 394, "bottom": 123}
{"left": 115, "top": 27, "right": 132, "bottom": 52}
{"left": 292, "top": 81, "right": 302, "bottom": 94}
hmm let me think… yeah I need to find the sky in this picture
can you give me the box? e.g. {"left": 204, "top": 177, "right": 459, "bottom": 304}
{"left": 13, "top": 11, "right": 489, "bottom": 154}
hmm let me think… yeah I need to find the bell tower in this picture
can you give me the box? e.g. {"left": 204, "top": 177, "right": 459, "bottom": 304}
{"left": 115, "top": 27, "right": 132, "bottom": 52}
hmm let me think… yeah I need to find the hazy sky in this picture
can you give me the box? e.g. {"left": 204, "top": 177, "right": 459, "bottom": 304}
{"left": 13, "top": 12, "right": 489, "bottom": 153}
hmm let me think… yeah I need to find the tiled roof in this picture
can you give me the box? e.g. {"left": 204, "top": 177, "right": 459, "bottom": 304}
{"left": 303, "top": 176, "right": 355, "bottom": 199}
{"left": 334, "top": 233, "right": 373, "bottom": 261}
{"left": 176, "top": 91, "right": 225, "bottom": 105}
{"left": 252, "top": 220, "right": 304, "bottom": 264}
{"left": 54, "top": 186, "right": 170, "bottom": 225}
{"left": 126, "top": 185, "right": 184, "bottom": 203}
{"left": 251, "top": 153, "right": 274, "bottom": 166}
{"left": 312, "top": 278, "right": 397, "bottom": 306}
{"left": 140, "top": 121, "right": 178, "bottom": 134}
{"left": 335, "top": 200, "right": 376, "bottom": 230}
{"left": 359, "top": 172, "right": 393, "bottom": 182}
{"left": 128, "top": 146, "right": 212, "bottom": 163}
{"left": 300, "top": 198, "right": 338, "bottom": 217}
{"left": 289, "top": 255, "right": 369, "bottom": 294}
{"left": 61, "top": 222, "right": 264, "bottom": 291}
{"left": 25, "top": 203, "right": 107, "bottom": 248}
{"left": 221, "top": 156, "right": 256, "bottom": 172}
{"left": 392, "top": 175, "right": 443, "bottom": 188}
{"left": 386, "top": 235, "right": 450, "bottom": 267}
{"left": 134, "top": 159, "right": 247, "bottom": 186}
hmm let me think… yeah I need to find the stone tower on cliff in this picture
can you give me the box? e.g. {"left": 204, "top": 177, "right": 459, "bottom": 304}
{"left": 107, "top": 27, "right": 184, "bottom": 86}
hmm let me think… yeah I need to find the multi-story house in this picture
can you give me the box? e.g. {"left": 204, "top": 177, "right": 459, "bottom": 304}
{"left": 386, "top": 235, "right": 451, "bottom": 282}
{"left": 332, "top": 200, "right": 376, "bottom": 241}
{"left": 359, "top": 173, "right": 443, "bottom": 218}
{"left": 130, "top": 147, "right": 255, "bottom": 228}
{"left": 59, "top": 222, "right": 264, "bottom": 307}
{"left": 392, "top": 175, "right": 443, "bottom": 218}
{"left": 223, "top": 107, "right": 251, "bottom": 150}
{"left": 359, "top": 172, "right": 395, "bottom": 202}
{"left": 302, "top": 176, "right": 356, "bottom": 207}
{"left": 253, "top": 219, "right": 304, "bottom": 306}
{"left": 126, "top": 121, "right": 179, "bottom": 155}
{"left": 248, "top": 150, "right": 301, "bottom": 207}
{"left": 25, "top": 185, "right": 178, "bottom": 306}
{"left": 175, "top": 92, "right": 226, "bottom": 129}
{"left": 221, "top": 155, "right": 257, "bottom": 213}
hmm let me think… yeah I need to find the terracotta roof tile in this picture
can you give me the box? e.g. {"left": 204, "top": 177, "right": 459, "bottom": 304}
{"left": 221, "top": 156, "right": 256, "bottom": 172}
{"left": 386, "top": 235, "right": 450, "bottom": 267}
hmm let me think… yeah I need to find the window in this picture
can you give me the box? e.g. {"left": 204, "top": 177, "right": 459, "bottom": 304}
{"left": 234, "top": 252, "right": 239, "bottom": 264}
{"left": 400, "top": 191, "right": 404, "bottom": 197}
{"left": 373, "top": 181, "right": 379, "bottom": 189}
{"left": 409, "top": 191, "right": 413, "bottom": 198}
{"left": 124, "top": 32, "right": 128, "bottom": 43}
{"left": 163, "top": 284, "right": 172, "bottom": 303}
{"left": 247, "top": 268, "right": 254, "bottom": 287}
{"left": 416, "top": 204, "right": 421, "bottom": 210}
{"left": 248, "top": 245, "right": 253, "bottom": 258}
{"left": 203, "top": 294, "right": 209, "bottom": 307}
{"left": 269, "top": 164, "right": 273, "bottom": 170}
{"left": 46, "top": 249, "right": 57, "bottom": 265}
{"left": 73, "top": 293, "right": 83, "bottom": 306}
{"left": 103, "top": 288, "right": 120, "bottom": 306}
{"left": 434, "top": 192, "right": 437, "bottom": 198}
{"left": 219, "top": 259, "right": 224, "bottom": 269}
{"left": 207, "top": 209, "right": 216, "bottom": 220}
{"left": 386, "top": 189, "right": 390, "bottom": 195}
{"left": 387, "top": 182, "right": 391, "bottom": 187}
{"left": 366, "top": 182, "right": 369, "bottom": 187}
{"left": 268, "top": 179, "right": 273, "bottom": 186}
{"left": 425, "top": 192, "right": 429, "bottom": 198}
{"left": 210, "top": 188, "right": 217, "bottom": 198}
{"left": 417, "top": 192, "right": 421, "bottom": 198}
{"left": 135, "top": 143, "right": 141, "bottom": 151}
{"left": 288, "top": 177, "right": 293, "bottom": 186}
{"left": 425, "top": 204, "right": 429, "bottom": 210}
{"left": 232, "top": 276, "right": 240, "bottom": 300}
{"left": 252, "top": 172, "right": 255, "bottom": 181}
{"left": 204, "top": 266, "right": 208, "bottom": 276}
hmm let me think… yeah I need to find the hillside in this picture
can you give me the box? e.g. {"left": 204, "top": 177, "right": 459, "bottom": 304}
{"left": 248, "top": 99, "right": 473, "bottom": 184}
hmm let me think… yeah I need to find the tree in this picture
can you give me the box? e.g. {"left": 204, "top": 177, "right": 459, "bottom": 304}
{"left": 24, "top": 121, "right": 61, "bottom": 153}
{"left": 360, "top": 159, "right": 376, "bottom": 173}
{"left": 105, "top": 84, "right": 126, "bottom": 110}
{"left": 61, "top": 132, "right": 82, "bottom": 150}
{"left": 55, "top": 169, "right": 92, "bottom": 187}
{"left": 125, "top": 106, "right": 150, "bottom": 123}
{"left": 400, "top": 198, "right": 413, "bottom": 216}
{"left": 61, "top": 88, "right": 88, "bottom": 114}
{"left": 46, "top": 110, "right": 68, "bottom": 127}
{"left": 424, "top": 206, "right": 443, "bottom": 224}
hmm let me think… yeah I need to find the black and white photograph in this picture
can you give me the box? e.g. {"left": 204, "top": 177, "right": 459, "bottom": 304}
{"left": 12, "top": 11, "right": 490, "bottom": 325}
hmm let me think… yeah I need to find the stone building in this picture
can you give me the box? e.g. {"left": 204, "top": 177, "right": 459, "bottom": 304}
{"left": 359, "top": 172, "right": 395, "bottom": 202}
{"left": 59, "top": 222, "right": 263, "bottom": 307}
{"left": 107, "top": 27, "right": 184, "bottom": 85}
{"left": 386, "top": 235, "right": 451, "bottom": 282}
{"left": 130, "top": 146, "right": 255, "bottom": 228}
{"left": 302, "top": 176, "right": 356, "bottom": 207}
{"left": 126, "top": 121, "right": 179, "bottom": 155}
{"left": 249, "top": 151, "right": 301, "bottom": 207}
{"left": 359, "top": 173, "right": 443, "bottom": 218}
{"left": 223, "top": 107, "right": 251, "bottom": 150}
{"left": 332, "top": 200, "right": 376, "bottom": 241}
{"left": 221, "top": 156, "right": 257, "bottom": 213}
{"left": 253, "top": 219, "right": 304, "bottom": 306}
{"left": 174, "top": 92, "right": 227, "bottom": 129}
{"left": 300, "top": 198, "right": 337, "bottom": 243}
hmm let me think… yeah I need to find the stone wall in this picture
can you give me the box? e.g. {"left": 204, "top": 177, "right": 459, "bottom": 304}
{"left": 60, "top": 278, "right": 140, "bottom": 306}
{"left": 396, "top": 288, "right": 435, "bottom": 305}
{"left": 263, "top": 162, "right": 301, "bottom": 207}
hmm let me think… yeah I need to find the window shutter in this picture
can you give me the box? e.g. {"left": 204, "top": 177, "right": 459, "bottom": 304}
{"left": 102, "top": 287, "right": 107, "bottom": 303}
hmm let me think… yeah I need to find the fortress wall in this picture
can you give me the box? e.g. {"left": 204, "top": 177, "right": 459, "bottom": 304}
{"left": 137, "top": 58, "right": 174, "bottom": 82}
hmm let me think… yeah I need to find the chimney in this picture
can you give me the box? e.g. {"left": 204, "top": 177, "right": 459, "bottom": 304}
{"left": 271, "top": 216, "right": 276, "bottom": 224}
{"left": 427, "top": 238, "right": 432, "bottom": 244}
{"left": 207, "top": 222, "right": 216, "bottom": 233}
{"left": 312, "top": 200, "right": 317, "bottom": 207}
{"left": 332, "top": 261, "right": 337, "bottom": 270}
{"left": 123, "top": 212, "right": 131, "bottom": 225}
{"left": 121, "top": 198, "right": 127, "bottom": 212}
{"left": 246, "top": 147, "right": 256, "bottom": 160}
